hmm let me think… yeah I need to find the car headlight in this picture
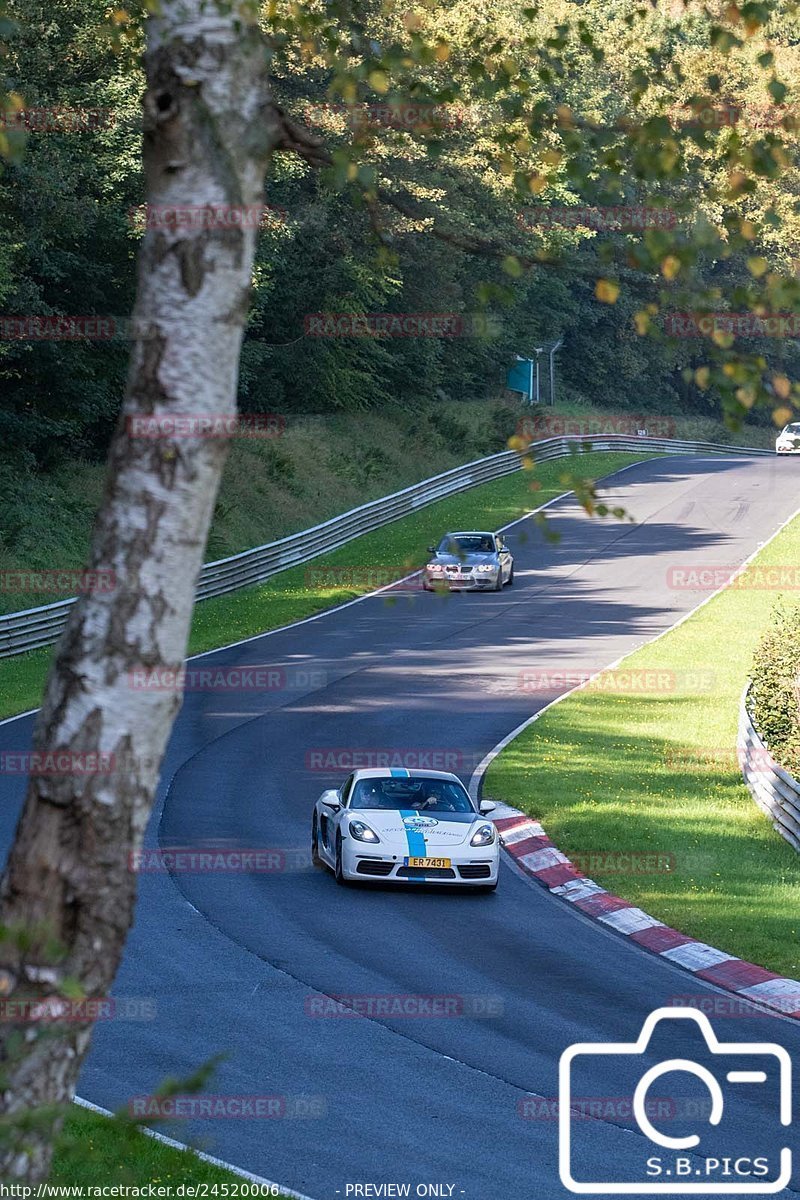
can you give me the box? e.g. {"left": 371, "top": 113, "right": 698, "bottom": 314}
{"left": 470, "top": 822, "right": 496, "bottom": 846}
{"left": 427, "top": 563, "right": 444, "bottom": 572}
{"left": 349, "top": 820, "right": 381, "bottom": 843}
{"left": 476, "top": 564, "right": 496, "bottom": 573}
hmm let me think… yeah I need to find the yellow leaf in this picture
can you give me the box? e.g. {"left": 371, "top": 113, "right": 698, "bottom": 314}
{"left": 714, "top": 331, "right": 735, "bottom": 349}
{"left": 596, "top": 279, "right": 620, "bottom": 304}
{"left": 507, "top": 435, "right": 526, "bottom": 451}
{"left": 747, "top": 256, "right": 768, "bottom": 277}
{"left": 541, "top": 148, "right": 562, "bottom": 165}
{"left": 661, "top": 255, "right": 680, "bottom": 280}
{"left": 515, "top": 136, "right": 531, "bottom": 154}
{"left": 528, "top": 174, "right": 547, "bottom": 194}
{"left": 502, "top": 255, "right": 524, "bottom": 278}
{"left": 773, "top": 404, "right": 794, "bottom": 426}
{"left": 736, "top": 387, "right": 755, "bottom": 408}
{"left": 556, "top": 105, "right": 574, "bottom": 128}
{"left": 740, "top": 220, "right": 756, "bottom": 240}
{"left": 773, "top": 376, "right": 791, "bottom": 400}
{"left": 695, "top": 367, "right": 710, "bottom": 389}
{"left": 434, "top": 42, "right": 450, "bottom": 62}
{"left": 633, "top": 311, "right": 650, "bottom": 335}
{"left": 368, "top": 70, "right": 390, "bottom": 94}
{"left": 347, "top": 162, "right": 359, "bottom": 180}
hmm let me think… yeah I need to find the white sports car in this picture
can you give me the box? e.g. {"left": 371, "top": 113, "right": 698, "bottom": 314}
{"left": 776, "top": 422, "right": 800, "bottom": 454}
{"left": 311, "top": 768, "right": 499, "bottom": 890}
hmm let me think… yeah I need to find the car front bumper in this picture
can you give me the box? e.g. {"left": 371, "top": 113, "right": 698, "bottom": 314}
{"left": 425, "top": 570, "right": 500, "bottom": 590}
{"left": 776, "top": 445, "right": 800, "bottom": 454}
{"left": 342, "top": 840, "right": 499, "bottom": 885}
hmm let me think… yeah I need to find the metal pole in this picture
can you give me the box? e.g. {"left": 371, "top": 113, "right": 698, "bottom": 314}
{"left": 533, "top": 347, "right": 544, "bottom": 405}
{"left": 549, "top": 338, "right": 564, "bottom": 406}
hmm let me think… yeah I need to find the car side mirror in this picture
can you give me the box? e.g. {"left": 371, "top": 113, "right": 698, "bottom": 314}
{"left": 479, "top": 800, "right": 497, "bottom": 814}
{"left": 427, "top": 546, "right": 436, "bottom": 554}
{"left": 320, "top": 790, "right": 340, "bottom": 810}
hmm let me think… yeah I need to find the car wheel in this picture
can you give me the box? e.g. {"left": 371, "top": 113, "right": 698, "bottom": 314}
{"left": 334, "top": 832, "right": 349, "bottom": 886}
{"left": 311, "top": 814, "right": 323, "bottom": 868}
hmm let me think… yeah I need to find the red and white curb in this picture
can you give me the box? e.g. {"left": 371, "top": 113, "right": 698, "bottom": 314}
{"left": 490, "top": 801, "right": 800, "bottom": 1022}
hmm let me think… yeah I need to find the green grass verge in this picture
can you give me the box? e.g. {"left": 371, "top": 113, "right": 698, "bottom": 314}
{"left": 485, "top": 507, "right": 800, "bottom": 980}
{"left": 0, "top": 450, "right": 656, "bottom": 721}
{"left": 52, "top": 1105, "right": 289, "bottom": 1190}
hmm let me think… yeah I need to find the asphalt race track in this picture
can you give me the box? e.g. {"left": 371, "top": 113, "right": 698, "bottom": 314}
{"left": 1, "top": 454, "right": 799, "bottom": 1199}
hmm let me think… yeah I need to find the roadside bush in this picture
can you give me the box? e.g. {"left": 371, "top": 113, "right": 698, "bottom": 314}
{"left": 749, "top": 600, "right": 800, "bottom": 777}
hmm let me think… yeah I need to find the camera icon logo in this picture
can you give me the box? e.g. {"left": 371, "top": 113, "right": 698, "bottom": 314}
{"left": 559, "top": 1007, "right": 792, "bottom": 1194}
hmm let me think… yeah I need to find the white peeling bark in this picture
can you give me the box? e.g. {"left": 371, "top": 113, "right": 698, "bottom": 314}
{"left": 0, "top": 0, "right": 281, "bottom": 1180}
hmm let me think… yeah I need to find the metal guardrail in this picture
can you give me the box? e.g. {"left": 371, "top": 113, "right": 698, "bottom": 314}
{"left": 738, "top": 687, "right": 800, "bottom": 852}
{"left": 0, "top": 433, "right": 773, "bottom": 659}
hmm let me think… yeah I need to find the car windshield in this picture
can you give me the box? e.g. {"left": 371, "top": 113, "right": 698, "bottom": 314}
{"left": 349, "top": 777, "right": 475, "bottom": 813}
{"left": 437, "top": 534, "right": 494, "bottom": 555}
{"left": 783, "top": 423, "right": 800, "bottom": 435}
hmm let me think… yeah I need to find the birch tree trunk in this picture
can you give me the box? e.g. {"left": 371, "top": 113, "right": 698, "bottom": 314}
{"left": 0, "top": 0, "right": 280, "bottom": 1180}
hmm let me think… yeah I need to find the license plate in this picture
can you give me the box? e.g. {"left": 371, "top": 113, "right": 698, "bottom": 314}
{"left": 405, "top": 857, "right": 451, "bottom": 869}
{"left": 449, "top": 574, "right": 469, "bottom": 581}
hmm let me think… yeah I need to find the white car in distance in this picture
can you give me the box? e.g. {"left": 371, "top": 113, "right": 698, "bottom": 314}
{"left": 776, "top": 422, "right": 800, "bottom": 454}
